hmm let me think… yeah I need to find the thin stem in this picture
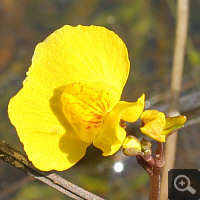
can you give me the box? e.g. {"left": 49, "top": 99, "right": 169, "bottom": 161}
{"left": 149, "top": 168, "right": 161, "bottom": 200}
{"left": 0, "top": 140, "right": 104, "bottom": 200}
{"left": 160, "top": 1, "right": 189, "bottom": 199}
{"left": 137, "top": 142, "right": 164, "bottom": 200}
{"left": 149, "top": 142, "right": 164, "bottom": 200}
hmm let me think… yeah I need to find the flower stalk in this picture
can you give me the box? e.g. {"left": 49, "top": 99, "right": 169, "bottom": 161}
{"left": 136, "top": 142, "right": 165, "bottom": 200}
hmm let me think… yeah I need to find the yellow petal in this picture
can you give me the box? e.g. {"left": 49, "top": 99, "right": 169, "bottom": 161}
{"left": 8, "top": 86, "right": 90, "bottom": 171}
{"left": 61, "top": 81, "right": 119, "bottom": 143}
{"left": 93, "top": 95, "right": 144, "bottom": 156}
{"left": 140, "top": 110, "right": 166, "bottom": 142}
{"left": 28, "top": 25, "right": 130, "bottom": 95}
{"left": 93, "top": 113, "right": 127, "bottom": 156}
{"left": 22, "top": 133, "right": 89, "bottom": 171}
{"left": 120, "top": 94, "right": 145, "bottom": 122}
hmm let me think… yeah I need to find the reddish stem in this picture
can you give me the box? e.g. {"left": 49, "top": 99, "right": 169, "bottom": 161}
{"left": 149, "top": 167, "right": 161, "bottom": 200}
{"left": 136, "top": 142, "right": 165, "bottom": 200}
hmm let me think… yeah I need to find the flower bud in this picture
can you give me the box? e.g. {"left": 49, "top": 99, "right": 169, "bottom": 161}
{"left": 122, "top": 135, "right": 142, "bottom": 156}
{"left": 140, "top": 110, "right": 187, "bottom": 142}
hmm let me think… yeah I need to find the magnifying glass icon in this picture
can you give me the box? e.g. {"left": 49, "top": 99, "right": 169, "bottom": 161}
{"left": 174, "top": 175, "right": 196, "bottom": 194}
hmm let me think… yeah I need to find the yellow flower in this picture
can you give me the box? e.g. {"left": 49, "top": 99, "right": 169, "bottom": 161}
{"left": 8, "top": 25, "right": 145, "bottom": 171}
{"left": 140, "top": 110, "right": 187, "bottom": 142}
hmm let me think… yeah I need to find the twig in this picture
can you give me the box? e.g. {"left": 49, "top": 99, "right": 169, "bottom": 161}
{"left": 149, "top": 142, "right": 164, "bottom": 200}
{"left": 149, "top": 168, "right": 161, "bottom": 200}
{"left": 160, "top": 0, "right": 189, "bottom": 199}
{"left": 0, "top": 140, "right": 104, "bottom": 200}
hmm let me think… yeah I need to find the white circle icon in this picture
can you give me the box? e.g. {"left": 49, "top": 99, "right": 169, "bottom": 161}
{"left": 174, "top": 175, "right": 196, "bottom": 194}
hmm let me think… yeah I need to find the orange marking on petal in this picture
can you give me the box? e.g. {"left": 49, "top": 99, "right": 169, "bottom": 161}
{"left": 61, "top": 81, "right": 119, "bottom": 142}
{"left": 96, "top": 102, "right": 106, "bottom": 112}
{"left": 87, "top": 120, "right": 102, "bottom": 124}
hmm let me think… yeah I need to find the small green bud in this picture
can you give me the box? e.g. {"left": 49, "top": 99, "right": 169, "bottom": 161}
{"left": 140, "top": 137, "right": 152, "bottom": 156}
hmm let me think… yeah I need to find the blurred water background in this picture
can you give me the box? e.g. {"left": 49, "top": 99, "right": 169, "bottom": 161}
{"left": 0, "top": 0, "right": 200, "bottom": 199}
